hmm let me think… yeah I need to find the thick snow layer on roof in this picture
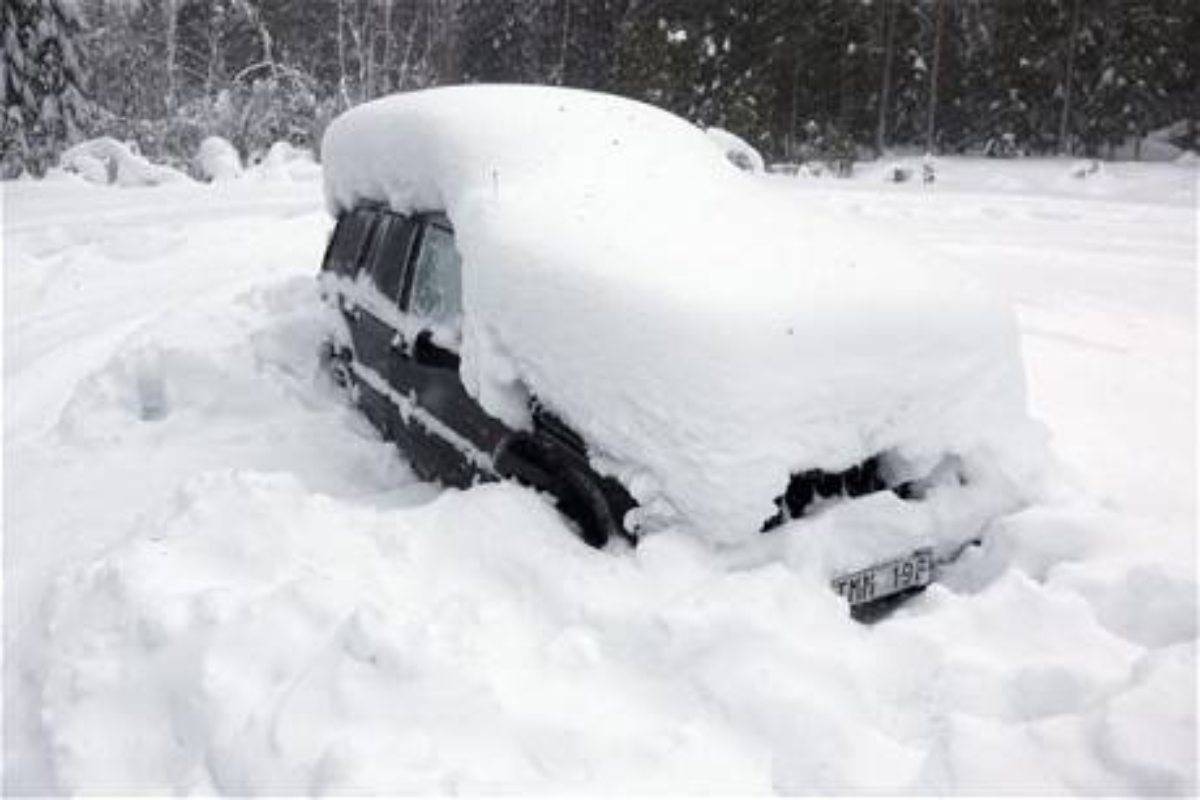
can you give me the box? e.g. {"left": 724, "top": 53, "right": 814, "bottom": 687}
{"left": 323, "top": 86, "right": 1040, "bottom": 542}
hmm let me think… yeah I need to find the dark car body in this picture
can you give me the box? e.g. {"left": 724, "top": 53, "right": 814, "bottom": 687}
{"left": 316, "top": 202, "right": 928, "bottom": 547}
{"left": 318, "top": 203, "right": 637, "bottom": 547}
{"left": 318, "top": 203, "right": 960, "bottom": 618}
{"left": 314, "top": 88, "right": 1037, "bottom": 621}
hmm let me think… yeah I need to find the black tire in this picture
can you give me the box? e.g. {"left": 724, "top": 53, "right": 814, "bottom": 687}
{"left": 494, "top": 433, "right": 621, "bottom": 549}
{"left": 552, "top": 465, "right": 619, "bottom": 549}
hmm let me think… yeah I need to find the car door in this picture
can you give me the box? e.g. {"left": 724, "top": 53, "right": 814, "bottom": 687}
{"left": 347, "top": 210, "right": 419, "bottom": 440}
{"left": 389, "top": 215, "right": 510, "bottom": 487}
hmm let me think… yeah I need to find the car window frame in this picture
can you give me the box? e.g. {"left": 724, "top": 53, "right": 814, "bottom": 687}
{"left": 399, "top": 214, "right": 461, "bottom": 324}
{"left": 323, "top": 206, "right": 379, "bottom": 277}
{"left": 362, "top": 210, "right": 419, "bottom": 301}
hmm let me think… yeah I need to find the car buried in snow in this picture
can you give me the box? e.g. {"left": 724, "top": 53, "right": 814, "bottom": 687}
{"left": 316, "top": 85, "right": 1042, "bottom": 618}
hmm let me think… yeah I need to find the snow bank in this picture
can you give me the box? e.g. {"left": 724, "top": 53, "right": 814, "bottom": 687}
{"left": 60, "top": 137, "right": 191, "bottom": 187}
{"left": 195, "top": 136, "right": 242, "bottom": 181}
{"left": 815, "top": 155, "right": 1197, "bottom": 206}
{"left": 705, "top": 126, "right": 765, "bottom": 172}
{"left": 39, "top": 473, "right": 1195, "bottom": 794}
{"left": 323, "top": 86, "right": 1040, "bottom": 546}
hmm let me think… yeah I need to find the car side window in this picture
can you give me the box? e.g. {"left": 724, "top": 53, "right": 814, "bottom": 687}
{"left": 365, "top": 212, "right": 418, "bottom": 300}
{"left": 407, "top": 223, "right": 462, "bottom": 324}
{"left": 326, "top": 208, "right": 376, "bottom": 276}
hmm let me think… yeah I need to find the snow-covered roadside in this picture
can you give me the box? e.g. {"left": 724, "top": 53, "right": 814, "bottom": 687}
{"left": 4, "top": 159, "right": 1196, "bottom": 794}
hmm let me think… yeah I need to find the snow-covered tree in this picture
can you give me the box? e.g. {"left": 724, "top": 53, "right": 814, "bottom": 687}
{"left": 3, "top": 0, "right": 87, "bottom": 177}
{"left": 4, "top": 0, "right": 1194, "bottom": 175}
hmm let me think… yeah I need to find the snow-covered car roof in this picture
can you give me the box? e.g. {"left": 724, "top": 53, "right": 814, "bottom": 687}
{"left": 322, "top": 85, "right": 1036, "bottom": 544}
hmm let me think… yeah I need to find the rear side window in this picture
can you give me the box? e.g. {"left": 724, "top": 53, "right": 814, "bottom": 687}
{"left": 366, "top": 213, "right": 418, "bottom": 300}
{"left": 325, "top": 208, "right": 376, "bottom": 276}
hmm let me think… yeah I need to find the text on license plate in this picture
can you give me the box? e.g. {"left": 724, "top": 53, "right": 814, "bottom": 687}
{"left": 831, "top": 548, "right": 934, "bottom": 606}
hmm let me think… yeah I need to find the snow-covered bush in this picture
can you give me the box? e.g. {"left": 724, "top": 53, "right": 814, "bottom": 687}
{"left": 884, "top": 163, "right": 913, "bottom": 183}
{"left": 982, "top": 133, "right": 1022, "bottom": 158}
{"left": 56, "top": 152, "right": 108, "bottom": 184}
{"left": 195, "top": 136, "right": 243, "bottom": 182}
{"left": 921, "top": 154, "right": 937, "bottom": 184}
{"left": 60, "top": 69, "right": 329, "bottom": 183}
{"left": 705, "top": 127, "right": 765, "bottom": 172}
{"left": 798, "top": 162, "right": 825, "bottom": 178}
{"left": 214, "top": 71, "right": 323, "bottom": 165}
{"left": 247, "top": 141, "right": 320, "bottom": 181}
{"left": 1068, "top": 159, "right": 1103, "bottom": 180}
{"left": 59, "top": 137, "right": 191, "bottom": 187}
{"left": 790, "top": 121, "right": 857, "bottom": 177}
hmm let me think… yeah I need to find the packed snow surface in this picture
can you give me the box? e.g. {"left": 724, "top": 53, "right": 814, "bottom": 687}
{"left": 4, "top": 156, "right": 1195, "bottom": 794}
{"left": 323, "top": 86, "right": 1040, "bottom": 545}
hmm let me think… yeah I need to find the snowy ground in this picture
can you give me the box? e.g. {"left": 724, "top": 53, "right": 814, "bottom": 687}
{"left": 3, "top": 158, "right": 1195, "bottom": 794}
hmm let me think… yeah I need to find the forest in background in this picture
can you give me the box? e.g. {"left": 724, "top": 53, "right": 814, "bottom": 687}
{"left": 3, "top": 0, "right": 1197, "bottom": 178}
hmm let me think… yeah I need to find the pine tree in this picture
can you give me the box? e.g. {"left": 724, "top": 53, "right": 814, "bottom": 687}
{"left": 457, "top": 0, "right": 547, "bottom": 84}
{"left": 2, "top": 0, "right": 1193, "bottom": 173}
{"left": 3, "top": 0, "right": 88, "bottom": 177}
{"left": 876, "top": 0, "right": 897, "bottom": 152}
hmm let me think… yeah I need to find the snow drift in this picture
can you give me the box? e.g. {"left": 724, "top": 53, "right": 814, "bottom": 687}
{"left": 322, "top": 85, "right": 1042, "bottom": 546}
{"left": 60, "top": 137, "right": 191, "bottom": 187}
{"left": 5, "top": 158, "right": 1194, "bottom": 795}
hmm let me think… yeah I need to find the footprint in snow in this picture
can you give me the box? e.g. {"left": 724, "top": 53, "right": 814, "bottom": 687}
{"left": 134, "top": 352, "right": 169, "bottom": 421}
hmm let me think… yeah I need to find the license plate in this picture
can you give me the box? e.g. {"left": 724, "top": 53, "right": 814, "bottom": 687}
{"left": 831, "top": 548, "right": 934, "bottom": 606}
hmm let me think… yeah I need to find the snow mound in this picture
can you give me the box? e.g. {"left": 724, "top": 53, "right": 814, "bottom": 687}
{"left": 705, "top": 126, "right": 765, "bottom": 172}
{"left": 40, "top": 468, "right": 1195, "bottom": 794}
{"left": 195, "top": 136, "right": 243, "bottom": 181}
{"left": 323, "top": 86, "right": 1041, "bottom": 545}
{"left": 249, "top": 141, "right": 321, "bottom": 181}
{"left": 60, "top": 137, "right": 191, "bottom": 187}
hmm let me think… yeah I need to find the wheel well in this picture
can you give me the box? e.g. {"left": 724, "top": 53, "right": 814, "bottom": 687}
{"left": 494, "top": 432, "right": 632, "bottom": 549}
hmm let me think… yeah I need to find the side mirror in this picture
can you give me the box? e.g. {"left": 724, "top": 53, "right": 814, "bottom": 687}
{"left": 412, "top": 329, "right": 460, "bottom": 370}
